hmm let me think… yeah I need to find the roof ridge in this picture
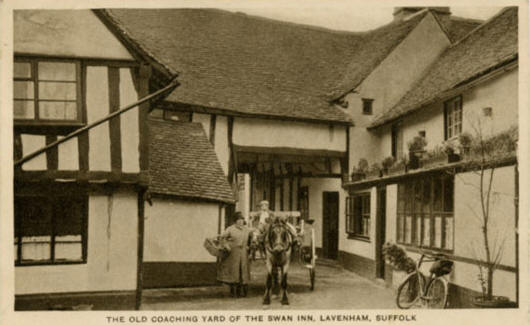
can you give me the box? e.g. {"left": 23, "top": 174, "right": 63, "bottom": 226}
{"left": 449, "top": 6, "right": 516, "bottom": 48}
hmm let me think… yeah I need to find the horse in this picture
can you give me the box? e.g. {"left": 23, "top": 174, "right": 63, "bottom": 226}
{"left": 262, "top": 220, "right": 294, "bottom": 305}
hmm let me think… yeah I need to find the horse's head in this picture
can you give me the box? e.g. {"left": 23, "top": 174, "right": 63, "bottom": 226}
{"left": 268, "top": 221, "right": 292, "bottom": 255}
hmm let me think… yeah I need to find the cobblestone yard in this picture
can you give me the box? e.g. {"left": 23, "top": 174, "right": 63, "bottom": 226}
{"left": 141, "top": 259, "right": 397, "bottom": 310}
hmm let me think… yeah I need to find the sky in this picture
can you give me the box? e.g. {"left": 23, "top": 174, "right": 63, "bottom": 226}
{"left": 218, "top": 5, "right": 503, "bottom": 32}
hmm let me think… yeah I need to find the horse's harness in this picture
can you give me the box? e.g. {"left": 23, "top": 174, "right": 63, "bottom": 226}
{"left": 264, "top": 222, "right": 293, "bottom": 255}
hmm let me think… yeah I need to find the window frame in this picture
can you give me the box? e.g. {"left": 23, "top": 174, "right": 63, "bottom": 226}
{"left": 444, "top": 95, "right": 463, "bottom": 140}
{"left": 396, "top": 174, "right": 454, "bottom": 252}
{"left": 14, "top": 57, "right": 84, "bottom": 126}
{"left": 362, "top": 98, "right": 374, "bottom": 115}
{"left": 346, "top": 192, "right": 371, "bottom": 241}
{"left": 14, "top": 194, "right": 88, "bottom": 266}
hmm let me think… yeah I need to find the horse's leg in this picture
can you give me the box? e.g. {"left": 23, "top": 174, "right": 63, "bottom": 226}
{"left": 272, "top": 267, "right": 280, "bottom": 296}
{"left": 263, "top": 257, "right": 272, "bottom": 305}
{"left": 281, "top": 252, "right": 291, "bottom": 305}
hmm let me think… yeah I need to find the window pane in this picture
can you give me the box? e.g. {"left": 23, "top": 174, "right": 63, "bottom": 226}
{"left": 422, "top": 178, "right": 431, "bottom": 213}
{"left": 38, "top": 62, "right": 76, "bottom": 81}
{"left": 39, "top": 101, "right": 77, "bottom": 120}
{"left": 405, "top": 216, "right": 412, "bottom": 244}
{"left": 39, "top": 82, "right": 76, "bottom": 100}
{"left": 55, "top": 241, "right": 82, "bottom": 261}
{"left": 443, "top": 177, "right": 454, "bottom": 212}
{"left": 18, "top": 197, "right": 52, "bottom": 236}
{"left": 14, "top": 100, "right": 35, "bottom": 119}
{"left": 14, "top": 62, "right": 31, "bottom": 78}
{"left": 397, "top": 185, "right": 405, "bottom": 212}
{"left": 433, "top": 177, "right": 442, "bottom": 212}
{"left": 445, "top": 217, "right": 454, "bottom": 250}
{"left": 423, "top": 216, "right": 431, "bottom": 247}
{"left": 14, "top": 81, "right": 34, "bottom": 99}
{"left": 434, "top": 216, "right": 442, "bottom": 248}
{"left": 362, "top": 195, "right": 370, "bottom": 214}
{"left": 414, "top": 181, "right": 422, "bottom": 213}
{"left": 21, "top": 237, "right": 51, "bottom": 261}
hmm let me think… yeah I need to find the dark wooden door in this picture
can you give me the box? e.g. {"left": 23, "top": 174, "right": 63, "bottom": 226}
{"left": 322, "top": 191, "right": 339, "bottom": 259}
{"left": 375, "top": 187, "right": 386, "bottom": 279}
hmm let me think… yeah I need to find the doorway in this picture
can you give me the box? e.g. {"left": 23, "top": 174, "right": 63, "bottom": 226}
{"left": 375, "top": 187, "right": 386, "bottom": 279}
{"left": 322, "top": 191, "right": 339, "bottom": 259}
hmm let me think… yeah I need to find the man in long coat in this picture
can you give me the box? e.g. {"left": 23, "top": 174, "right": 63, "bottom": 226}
{"left": 217, "top": 212, "right": 252, "bottom": 297}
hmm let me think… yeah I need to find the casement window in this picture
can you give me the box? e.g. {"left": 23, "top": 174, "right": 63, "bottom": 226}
{"left": 362, "top": 98, "right": 374, "bottom": 115}
{"left": 444, "top": 96, "right": 463, "bottom": 140}
{"left": 14, "top": 195, "right": 88, "bottom": 265}
{"left": 14, "top": 59, "right": 82, "bottom": 124}
{"left": 391, "top": 121, "right": 403, "bottom": 159}
{"left": 346, "top": 193, "right": 371, "bottom": 239}
{"left": 396, "top": 175, "right": 454, "bottom": 251}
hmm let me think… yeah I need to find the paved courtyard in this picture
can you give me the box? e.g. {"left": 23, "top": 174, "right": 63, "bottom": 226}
{"left": 141, "top": 259, "right": 397, "bottom": 310}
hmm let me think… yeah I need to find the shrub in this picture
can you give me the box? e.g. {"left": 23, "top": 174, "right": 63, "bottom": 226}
{"left": 357, "top": 158, "right": 369, "bottom": 173}
{"left": 407, "top": 136, "right": 427, "bottom": 152}
{"left": 381, "top": 156, "right": 396, "bottom": 170}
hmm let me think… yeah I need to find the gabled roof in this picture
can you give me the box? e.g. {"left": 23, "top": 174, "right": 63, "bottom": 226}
{"left": 149, "top": 119, "right": 235, "bottom": 203}
{"left": 99, "top": 9, "right": 441, "bottom": 124}
{"left": 369, "top": 7, "right": 517, "bottom": 129}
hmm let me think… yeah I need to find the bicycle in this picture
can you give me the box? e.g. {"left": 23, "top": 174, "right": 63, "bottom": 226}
{"left": 396, "top": 251, "right": 454, "bottom": 309}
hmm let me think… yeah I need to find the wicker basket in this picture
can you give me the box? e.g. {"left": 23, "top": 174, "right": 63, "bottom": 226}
{"left": 204, "top": 237, "right": 231, "bottom": 258}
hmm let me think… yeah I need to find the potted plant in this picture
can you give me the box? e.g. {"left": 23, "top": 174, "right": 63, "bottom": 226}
{"left": 458, "top": 132, "right": 473, "bottom": 156}
{"left": 407, "top": 136, "right": 427, "bottom": 169}
{"left": 443, "top": 141, "right": 461, "bottom": 163}
{"left": 421, "top": 145, "right": 446, "bottom": 169}
{"left": 388, "top": 155, "right": 408, "bottom": 175}
{"left": 351, "top": 158, "right": 369, "bottom": 182}
{"left": 366, "top": 162, "right": 382, "bottom": 179}
{"left": 381, "top": 156, "right": 396, "bottom": 175}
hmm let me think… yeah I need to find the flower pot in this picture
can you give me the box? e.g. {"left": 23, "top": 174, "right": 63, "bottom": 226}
{"left": 408, "top": 154, "right": 420, "bottom": 169}
{"left": 350, "top": 172, "right": 365, "bottom": 182}
{"left": 447, "top": 153, "right": 461, "bottom": 163}
{"left": 472, "top": 296, "right": 517, "bottom": 308}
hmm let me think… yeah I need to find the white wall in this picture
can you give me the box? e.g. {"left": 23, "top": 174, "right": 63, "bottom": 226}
{"left": 370, "top": 63, "right": 518, "bottom": 162}
{"left": 16, "top": 190, "right": 138, "bottom": 294}
{"left": 233, "top": 117, "right": 346, "bottom": 152}
{"left": 339, "top": 187, "right": 377, "bottom": 260}
{"left": 345, "top": 12, "right": 451, "bottom": 169}
{"left": 299, "top": 178, "right": 342, "bottom": 249}
{"left": 15, "top": 10, "right": 133, "bottom": 60}
{"left": 144, "top": 198, "right": 218, "bottom": 262}
{"left": 215, "top": 116, "right": 230, "bottom": 175}
{"left": 119, "top": 68, "right": 140, "bottom": 173}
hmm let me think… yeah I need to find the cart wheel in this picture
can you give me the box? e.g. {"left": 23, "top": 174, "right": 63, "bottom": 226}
{"left": 309, "top": 268, "right": 315, "bottom": 291}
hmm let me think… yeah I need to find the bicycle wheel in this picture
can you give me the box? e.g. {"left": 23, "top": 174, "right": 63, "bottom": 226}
{"left": 396, "top": 272, "right": 424, "bottom": 309}
{"left": 425, "top": 277, "right": 449, "bottom": 309}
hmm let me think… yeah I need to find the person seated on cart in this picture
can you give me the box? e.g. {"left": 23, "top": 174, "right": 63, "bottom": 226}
{"left": 217, "top": 212, "right": 252, "bottom": 298}
{"left": 300, "top": 218, "right": 315, "bottom": 264}
{"left": 254, "top": 200, "right": 300, "bottom": 246}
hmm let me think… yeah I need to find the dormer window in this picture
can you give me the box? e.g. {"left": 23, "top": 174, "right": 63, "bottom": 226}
{"left": 362, "top": 98, "right": 374, "bottom": 115}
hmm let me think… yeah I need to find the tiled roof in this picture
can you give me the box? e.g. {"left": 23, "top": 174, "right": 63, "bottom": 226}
{"left": 100, "top": 9, "right": 434, "bottom": 124}
{"left": 369, "top": 7, "right": 517, "bottom": 128}
{"left": 149, "top": 119, "right": 235, "bottom": 203}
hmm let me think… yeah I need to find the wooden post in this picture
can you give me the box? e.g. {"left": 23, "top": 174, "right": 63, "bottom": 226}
{"left": 135, "top": 188, "right": 146, "bottom": 310}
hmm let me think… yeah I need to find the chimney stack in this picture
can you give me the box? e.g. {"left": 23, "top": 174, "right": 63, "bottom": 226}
{"left": 393, "top": 7, "right": 451, "bottom": 22}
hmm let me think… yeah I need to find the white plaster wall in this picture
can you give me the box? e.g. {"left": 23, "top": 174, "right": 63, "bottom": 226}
{"left": 345, "top": 13, "right": 450, "bottom": 169}
{"left": 192, "top": 113, "right": 212, "bottom": 140}
{"left": 14, "top": 10, "right": 133, "bottom": 60}
{"left": 57, "top": 136, "right": 79, "bottom": 170}
{"left": 454, "top": 166, "right": 516, "bottom": 267}
{"left": 215, "top": 116, "right": 229, "bottom": 175}
{"left": 119, "top": 68, "right": 140, "bottom": 173}
{"left": 21, "top": 134, "right": 46, "bottom": 170}
{"left": 338, "top": 187, "right": 377, "bottom": 260}
{"left": 374, "top": 66, "right": 518, "bottom": 160}
{"left": 144, "top": 198, "right": 218, "bottom": 262}
{"left": 299, "top": 178, "right": 342, "bottom": 249}
{"left": 233, "top": 117, "right": 346, "bottom": 152}
{"left": 16, "top": 190, "right": 138, "bottom": 294}
{"left": 86, "top": 66, "right": 111, "bottom": 171}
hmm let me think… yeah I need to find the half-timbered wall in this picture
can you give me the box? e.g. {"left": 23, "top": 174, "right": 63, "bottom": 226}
{"left": 15, "top": 190, "right": 138, "bottom": 294}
